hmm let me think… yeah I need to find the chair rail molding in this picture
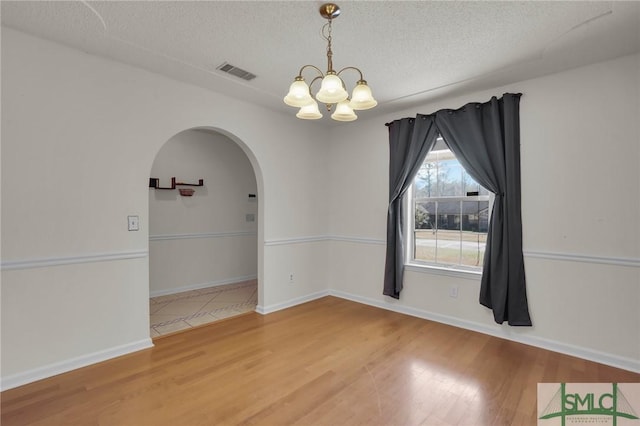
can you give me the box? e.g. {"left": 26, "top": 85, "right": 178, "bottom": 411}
{"left": 1, "top": 249, "right": 149, "bottom": 271}
{"left": 523, "top": 250, "right": 640, "bottom": 268}
{"left": 149, "top": 230, "right": 256, "bottom": 241}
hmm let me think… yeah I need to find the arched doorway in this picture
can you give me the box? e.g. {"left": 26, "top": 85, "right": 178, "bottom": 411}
{"left": 147, "top": 127, "right": 262, "bottom": 337}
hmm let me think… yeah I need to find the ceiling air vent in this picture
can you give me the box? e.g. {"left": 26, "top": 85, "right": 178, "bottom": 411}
{"left": 217, "top": 62, "right": 257, "bottom": 81}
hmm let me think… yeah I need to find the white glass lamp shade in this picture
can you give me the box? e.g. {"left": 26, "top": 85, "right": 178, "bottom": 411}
{"left": 284, "top": 79, "right": 314, "bottom": 107}
{"left": 296, "top": 100, "right": 323, "bottom": 120}
{"left": 349, "top": 81, "right": 378, "bottom": 110}
{"left": 331, "top": 100, "right": 357, "bottom": 122}
{"left": 316, "top": 74, "right": 348, "bottom": 104}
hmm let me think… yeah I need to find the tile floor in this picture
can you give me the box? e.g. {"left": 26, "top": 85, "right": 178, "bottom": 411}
{"left": 150, "top": 279, "right": 257, "bottom": 337}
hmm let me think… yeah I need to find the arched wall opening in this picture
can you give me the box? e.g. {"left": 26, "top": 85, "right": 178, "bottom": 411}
{"left": 147, "top": 126, "right": 264, "bottom": 336}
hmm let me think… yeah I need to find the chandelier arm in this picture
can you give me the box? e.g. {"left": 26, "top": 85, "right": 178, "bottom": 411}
{"left": 309, "top": 75, "right": 323, "bottom": 91}
{"left": 297, "top": 64, "right": 325, "bottom": 79}
{"left": 336, "top": 66, "right": 365, "bottom": 82}
{"left": 307, "top": 75, "right": 334, "bottom": 112}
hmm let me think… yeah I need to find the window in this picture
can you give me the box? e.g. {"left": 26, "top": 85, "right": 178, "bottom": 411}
{"left": 407, "top": 137, "right": 490, "bottom": 272}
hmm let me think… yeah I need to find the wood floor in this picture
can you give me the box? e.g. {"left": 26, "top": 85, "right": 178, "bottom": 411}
{"left": 2, "top": 296, "right": 638, "bottom": 426}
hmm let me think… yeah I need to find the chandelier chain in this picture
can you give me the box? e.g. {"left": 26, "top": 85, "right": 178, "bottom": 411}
{"left": 324, "top": 21, "right": 334, "bottom": 73}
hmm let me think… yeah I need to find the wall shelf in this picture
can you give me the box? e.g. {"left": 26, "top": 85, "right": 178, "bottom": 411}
{"left": 149, "top": 178, "right": 204, "bottom": 194}
{"left": 149, "top": 177, "right": 176, "bottom": 190}
{"left": 176, "top": 179, "right": 204, "bottom": 187}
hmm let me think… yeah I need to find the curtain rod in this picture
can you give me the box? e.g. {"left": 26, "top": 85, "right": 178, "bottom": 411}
{"left": 383, "top": 92, "right": 523, "bottom": 128}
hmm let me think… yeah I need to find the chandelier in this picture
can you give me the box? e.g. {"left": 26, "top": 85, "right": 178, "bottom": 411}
{"left": 283, "top": 3, "right": 377, "bottom": 122}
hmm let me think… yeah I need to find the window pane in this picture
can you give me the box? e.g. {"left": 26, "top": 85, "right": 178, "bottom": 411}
{"left": 414, "top": 162, "right": 437, "bottom": 198}
{"left": 436, "top": 201, "right": 459, "bottom": 231}
{"left": 414, "top": 202, "right": 436, "bottom": 262}
{"left": 463, "top": 171, "right": 480, "bottom": 195}
{"left": 438, "top": 159, "right": 463, "bottom": 196}
{"left": 411, "top": 146, "right": 490, "bottom": 272}
{"left": 479, "top": 200, "right": 489, "bottom": 232}
{"left": 435, "top": 201, "right": 461, "bottom": 265}
{"left": 415, "top": 201, "right": 435, "bottom": 230}
{"left": 460, "top": 200, "right": 488, "bottom": 267}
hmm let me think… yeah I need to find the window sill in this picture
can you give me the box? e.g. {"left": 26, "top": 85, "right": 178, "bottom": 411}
{"left": 405, "top": 263, "right": 482, "bottom": 280}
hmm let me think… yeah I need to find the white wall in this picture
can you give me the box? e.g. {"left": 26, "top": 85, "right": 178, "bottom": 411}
{"left": 327, "top": 53, "right": 640, "bottom": 372}
{"left": 149, "top": 129, "right": 257, "bottom": 296}
{"left": 1, "top": 26, "right": 638, "bottom": 390}
{"left": 0, "top": 28, "right": 330, "bottom": 389}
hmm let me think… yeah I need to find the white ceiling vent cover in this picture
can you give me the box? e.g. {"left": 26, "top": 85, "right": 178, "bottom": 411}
{"left": 217, "top": 62, "right": 257, "bottom": 81}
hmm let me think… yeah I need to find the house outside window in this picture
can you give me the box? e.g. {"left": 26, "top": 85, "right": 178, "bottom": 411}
{"left": 408, "top": 138, "right": 491, "bottom": 272}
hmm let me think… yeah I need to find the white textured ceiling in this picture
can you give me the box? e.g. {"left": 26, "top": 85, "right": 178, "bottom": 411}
{"left": 2, "top": 1, "right": 639, "bottom": 123}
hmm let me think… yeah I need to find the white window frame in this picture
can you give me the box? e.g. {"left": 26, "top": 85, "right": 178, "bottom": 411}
{"left": 405, "top": 143, "right": 492, "bottom": 277}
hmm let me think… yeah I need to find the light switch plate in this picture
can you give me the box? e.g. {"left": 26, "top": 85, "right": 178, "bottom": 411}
{"left": 128, "top": 215, "right": 139, "bottom": 231}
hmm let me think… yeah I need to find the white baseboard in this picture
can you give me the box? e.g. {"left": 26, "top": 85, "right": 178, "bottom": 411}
{"left": 5, "top": 288, "right": 636, "bottom": 391}
{"left": 255, "top": 290, "right": 329, "bottom": 315}
{"left": 328, "top": 289, "right": 640, "bottom": 374}
{"left": 149, "top": 275, "right": 257, "bottom": 298}
{"left": 0, "top": 338, "right": 154, "bottom": 391}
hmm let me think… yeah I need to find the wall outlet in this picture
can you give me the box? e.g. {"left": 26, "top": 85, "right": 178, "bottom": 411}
{"left": 449, "top": 285, "right": 458, "bottom": 298}
{"left": 289, "top": 273, "right": 294, "bottom": 284}
{"left": 127, "top": 215, "right": 139, "bottom": 231}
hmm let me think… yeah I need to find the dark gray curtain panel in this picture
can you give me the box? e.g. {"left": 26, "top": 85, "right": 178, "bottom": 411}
{"left": 383, "top": 93, "right": 531, "bottom": 326}
{"left": 383, "top": 115, "right": 439, "bottom": 298}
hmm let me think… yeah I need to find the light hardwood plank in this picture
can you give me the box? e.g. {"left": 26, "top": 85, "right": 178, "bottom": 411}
{"left": 2, "top": 297, "right": 638, "bottom": 425}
